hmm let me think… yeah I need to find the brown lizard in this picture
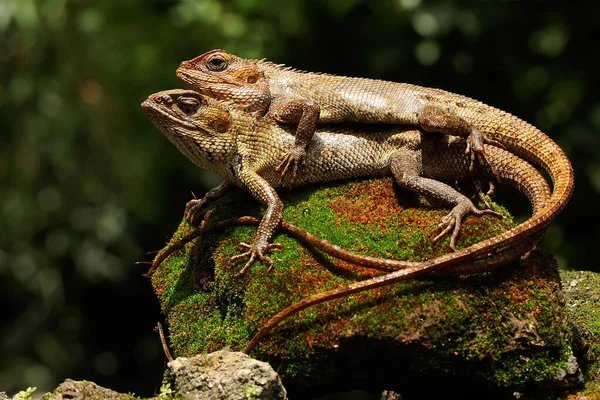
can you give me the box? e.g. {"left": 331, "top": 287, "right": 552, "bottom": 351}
{"left": 140, "top": 89, "right": 569, "bottom": 353}
{"left": 141, "top": 88, "right": 571, "bottom": 271}
{"left": 144, "top": 89, "right": 505, "bottom": 272}
{"left": 175, "top": 49, "right": 549, "bottom": 185}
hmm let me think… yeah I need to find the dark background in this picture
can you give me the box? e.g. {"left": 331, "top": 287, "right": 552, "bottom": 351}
{"left": 1, "top": 0, "right": 598, "bottom": 397}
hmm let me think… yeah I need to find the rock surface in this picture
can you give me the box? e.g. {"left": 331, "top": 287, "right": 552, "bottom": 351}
{"left": 167, "top": 350, "right": 287, "bottom": 400}
{"left": 150, "top": 178, "right": 581, "bottom": 397}
{"left": 561, "top": 270, "right": 600, "bottom": 398}
{"left": 29, "top": 352, "right": 286, "bottom": 400}
{"left": 13, "top": 267, "right": 598, "bottom": 400}
{"left": 40, "top": 379, "right": 127, "bottom": 399}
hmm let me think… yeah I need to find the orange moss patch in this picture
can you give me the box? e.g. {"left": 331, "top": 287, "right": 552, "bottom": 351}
{"left": 327, "top": 179, "right": 403, "bottom": 227}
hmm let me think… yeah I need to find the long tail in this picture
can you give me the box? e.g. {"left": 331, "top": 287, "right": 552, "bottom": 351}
{"left": 243, "top": 143, "right": 569, "bottom": 353}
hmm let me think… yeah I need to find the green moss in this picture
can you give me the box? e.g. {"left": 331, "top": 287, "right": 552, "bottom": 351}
{"left": 242, "top": 385, "right": 261, "bottom": 400}
{"left": 151, "top": 178, "right": 575, "bottom": 392}
{"left": 560, "top": 270, "right": 600, "bottom": 384}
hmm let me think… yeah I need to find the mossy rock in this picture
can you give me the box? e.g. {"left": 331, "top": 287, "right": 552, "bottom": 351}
{"left": 151, "top": 178, "right": 580, "bottom": 397}
{"left": 40, "top": 379, "right": 135, "bottom": 400}
{"left": 560, "top": 270, "right": 600, "bottom": 398}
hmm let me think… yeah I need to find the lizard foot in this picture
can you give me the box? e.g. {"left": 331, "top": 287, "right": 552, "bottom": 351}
{"left": 466, "top": 129, "right": 505, "bottom": 175}
{"left": 472, "top": 180, "right": 495, "bottom": 210}
{"left": 432, "top": 201, "right": 503, "bottom": 251}
{"left": 184, "top": 198, "right": 207, "bottom": 225}
{"left": 230, "top": 242, "right": 284, "bottom": 276}
{"left": 275, "top": 146, "right": 306, "bottom": 187}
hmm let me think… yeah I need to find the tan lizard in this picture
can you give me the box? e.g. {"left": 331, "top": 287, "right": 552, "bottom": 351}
{"left": 141, "top": 89, "right": 572, "bottom": 352}
{"left": 176, "top": 49, "right": 556, "bottom": 186}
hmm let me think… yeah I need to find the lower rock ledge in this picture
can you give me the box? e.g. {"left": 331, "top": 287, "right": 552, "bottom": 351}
{"left": 29, "top": 352, "right": 287, "bottom": 400}
{"left": 165, "top": 349, "right": 287, "bottom": 400}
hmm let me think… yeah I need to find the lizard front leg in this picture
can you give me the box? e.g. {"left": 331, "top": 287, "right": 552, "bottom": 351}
{"left": 389, "top": 151, "right": 502, "bottom": 250}
{"left": 270, "top": 99, "right": 320, "bottom": 185}
{"left": 185, "top": 180, "right": 233, "bottom": 224}
{"left": 417, "top": 105, "right": 504, "bottom": 173}
{"left": 230, "top": 168, "right": 284, "bottom": 275}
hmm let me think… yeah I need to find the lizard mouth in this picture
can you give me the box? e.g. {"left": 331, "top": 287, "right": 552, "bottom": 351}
{"left": 141, "top": 95, "right": 198, "bottom": 131}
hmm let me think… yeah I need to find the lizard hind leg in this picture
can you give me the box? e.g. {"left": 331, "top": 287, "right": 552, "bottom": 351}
{"left": 388, "top": 151, "right": 502, "bottom": 251}
{"left": 417, "top": 105, "right": 504, "bottom": 174}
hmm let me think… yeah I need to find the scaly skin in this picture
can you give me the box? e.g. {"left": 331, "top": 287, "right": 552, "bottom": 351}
{"left": 141, "top": 89, "right": 572, "bottom": 352}
{"left": 143, "top": 89, "right": 508, "bottom": 272}
{"left": 142, "top": 88, "right": 570, "bottom": 269}
{"left": 176, "top": 49, "right": 545, "bottom": 183}
{"left": 176, "top": 50, "right": 574, "bottom": 266}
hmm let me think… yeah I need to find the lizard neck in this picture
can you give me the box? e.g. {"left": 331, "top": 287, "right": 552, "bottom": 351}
{"left": 163, "top": 124, "right": 238, "bottom": 179}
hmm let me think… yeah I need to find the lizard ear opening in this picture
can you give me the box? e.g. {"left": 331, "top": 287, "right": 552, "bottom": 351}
{"left": 246, "top": 73, "right": 260, "bottom": 84}
{"left": 215, "top": 112, "right": 232, "bottom": 133}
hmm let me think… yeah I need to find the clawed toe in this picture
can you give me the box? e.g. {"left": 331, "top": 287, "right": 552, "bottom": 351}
{"left": 483, "top": 136, "right": 506, "bottom": 150}
{"left": 433, "top": 202, "right": 504, "bottom": 251}
{"left": 472, "top": 180, "right": 494, "bottom": 210}
{"left": 184, "top": 199, "right": 203, "bottom": 223}
{"left": 230, "top": 242, "right": 283, "bottom": 276}
{"left": 275, "top": 148, "right": 305, "bottom": 187}
{"left": 466, "top": 146, "right": 494, "bottom": 175}
{"left": 466, "top": 130, "right": 501, "bottom": 177}
{"left": 433, "top": 214, "right": 461, "bottom": 251}
{"left": 276, "top": 155, "right": 299, "bottom": 185}
{"left": 475, "top": 208, "right": 503, "bottom": 219}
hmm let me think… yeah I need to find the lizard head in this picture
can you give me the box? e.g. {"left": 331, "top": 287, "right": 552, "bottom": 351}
{"left": 176, "top": 49, "right": 271, "bottom": 114}
{"left": 142, "top": 89, "right": 237, "bottom": 171}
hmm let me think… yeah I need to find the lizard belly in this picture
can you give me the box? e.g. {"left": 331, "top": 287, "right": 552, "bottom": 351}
{"left": 293, "top": 132, "right": 396, "bottom": 185}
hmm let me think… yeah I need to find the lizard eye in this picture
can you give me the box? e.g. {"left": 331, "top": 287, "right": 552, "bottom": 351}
{"left": 246, "top": 74, "right": 259, "bottom": 84}
{"left": 177, "top": 96, "right": 202, "bottom": 114}
{"left": 206, "top": 55, "right": 228, "bottom": 71}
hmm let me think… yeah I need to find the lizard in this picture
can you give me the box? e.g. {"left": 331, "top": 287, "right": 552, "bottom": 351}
{"left": 175, "top": 49, "right": 551, "bottom": 187}
{"left": 140, "top": 89, "right": 569, "bottom": 353}
{"left": 141, "top": 88, "right": 570, "bottom": 274}
{"left": 144, "top": 88, "right": 502, "bottom": 273}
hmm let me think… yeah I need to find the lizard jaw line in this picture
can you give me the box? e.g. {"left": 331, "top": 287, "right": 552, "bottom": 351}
{"left": 176, "top": 67, "right": 240, "bottom": 86}
{"left": 141, "top": 100, "right": 198, "bottom": 131}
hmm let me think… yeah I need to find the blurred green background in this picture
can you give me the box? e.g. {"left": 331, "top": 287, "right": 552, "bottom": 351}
{"left": 1, "top": 0, "right": 598, "bottom": 397}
